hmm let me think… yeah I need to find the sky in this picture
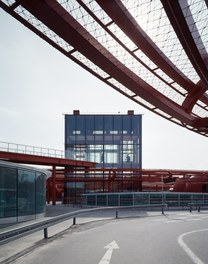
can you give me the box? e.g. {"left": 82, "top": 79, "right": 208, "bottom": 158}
{"left": 1, "top": 10, "right": 208, "bottom": 170}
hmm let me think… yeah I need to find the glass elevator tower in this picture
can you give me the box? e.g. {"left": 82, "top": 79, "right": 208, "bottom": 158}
{"left": 65, "top": 110, "right": 142, "bottom": 169}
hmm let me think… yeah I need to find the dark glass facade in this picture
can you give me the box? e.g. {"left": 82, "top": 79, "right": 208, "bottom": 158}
{"left": 0, "top": 161, "right": 47, "bottom": 224}
{"left": 64, "top": 112, "right": 142, "bottom": 202}
{"left": 65, "top": 112, "right": 142, "bottom": 169}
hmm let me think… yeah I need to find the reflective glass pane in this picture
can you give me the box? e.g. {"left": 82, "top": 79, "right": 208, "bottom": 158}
{"left": 104, "top": 116, "right": 113, "bottom": 134}
{"left": 122, "top": 116, "right": 132, "bottom": 135}
{"left": 87, "top": 195, "right": 96, "bottom": 205}
{"left": 150, "top": 194, "right": 162, "bottom": 204}
{"left": 108, "top": 194, "right": 119, "bottom": 206}
{"left": 134, "top": 193, "right": 149, "bottom": 205}
{"left": 94, "top": 115, "right": 103, "bottom": 131}
{"left": 18, "top": 169, "right": 36, "bottom": 216}
{"left": 179, "top": 194, "right": 192, "bottom": 206}
{"left": 97, "top": 195, "right": 107, "bottom": 206}
{"left": 0, "top": 166, "right": 17, "bottom": 218}
{"left": 75, "top": 116, "right": 86, "bottom": 145}
{"left": 65, "top": 116, "right": 76, "bottom": 144}
{"left": 165, "top": 193, "right": 179, "bottom": 206}
{"left": 76, "top": 116, "right": 86, "bottom": 135}
{"left": 120, "top": 194, "right": 133, "bottom": 206}
{"left": 86, "top": 116, "right": 94, "bottom": 136}
{"left": 132, "top": 115, "right": 141, "bottom": 135}
{"left": 36, "top": 172, "right": 46, "bottom": 214}
{"left": 113, "top": 116, "right": 122, "bottom": 133}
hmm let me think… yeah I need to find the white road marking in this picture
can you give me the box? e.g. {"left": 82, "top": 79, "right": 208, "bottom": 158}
{"left": 165, "top": 220, "right": 181, "bottom": 223}
{"left": 178, "top": 229, "right": 208, "bottom": 264}
{"left": 175, "top": 217, "right": 190, "bottom": 220}
{"left": 99, "top": 241, "right": 119, "bottom": 264}
{"left": 154, "top": 213, "right": 208, "bottom": 224}
{"left": 186, "top": 219, "right": 201, "bottom": 221}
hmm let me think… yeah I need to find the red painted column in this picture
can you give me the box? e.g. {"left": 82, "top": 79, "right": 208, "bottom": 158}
{"left": 52, "top": 165, "right": 56, "bottom": 205}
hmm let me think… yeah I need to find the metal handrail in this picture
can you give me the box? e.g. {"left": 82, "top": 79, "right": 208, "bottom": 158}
{"left": 0, "top": 141, "right": 64, "bottom": 158}
{"left": 0, "top": 204, "right": 167, "bottom": 246}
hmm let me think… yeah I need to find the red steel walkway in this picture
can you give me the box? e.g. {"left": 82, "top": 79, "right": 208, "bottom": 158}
{"left": 1, "top": 141, "right": 208, "bottom": 204}
{"left": 0, "top": 142, "right": 96, "bottom": 205}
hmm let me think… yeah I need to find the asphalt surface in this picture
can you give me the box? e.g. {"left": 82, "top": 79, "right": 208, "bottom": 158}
{"left": 1, "top": 205, "right": 208, "bottom": 264}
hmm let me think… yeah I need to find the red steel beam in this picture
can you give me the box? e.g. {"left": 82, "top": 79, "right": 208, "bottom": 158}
{"left": 16, "top": 0, "right": 195, "bottom": 126}
{"left": 96, "top": 0, "right": 205, "bottom": 99}
{"left": 161, "top": 0, "right": 208, "bottom": 111}
{"left": 81, "top": 167, "right": 208, "bottom": 176}
{"left": 0, "top": 151, "right": 96, "bottom": 167}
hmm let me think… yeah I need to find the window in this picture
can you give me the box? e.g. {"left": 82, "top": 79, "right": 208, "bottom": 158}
{"left": 18, "top": 169, "right": 36, "bottom": 216}
{"left": 0, "top": 166, "right": 17, "bottom": 218}
{"left": 93, "top": 131, "right": 103, "bottom": 134}
{"left": 110, "top": 130, "right": 118, "bottom": 134}
{"left": 73, "top": 131, "right": 81, "bottom": 135}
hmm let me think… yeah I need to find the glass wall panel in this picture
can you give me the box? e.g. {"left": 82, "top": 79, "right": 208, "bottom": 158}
{"left": 120, "top": 194, "right": 133, "bottom": 206}
{"left": 113, "top": 116, "right": 122, "bottom": 133}
{"left": 122, "top": 116, "right": 132, "bottom": 135}
{"left": 86, "top": 116, "right": 94, "bottom": 136}
{"left": 65, "top": 116, "right": 76, "bottom": 145}
{"left": 36, "top": 172, "right": 46, "bottom": 214}
{"left": 165, "top": 193, "right": 179, "bottom": 206}
{"left": 86, "top": 116, "right": 94, "bottom": 162}
{"left": 134, "top": 193, "right": 149, "bottom": 205}
{"left": 75, "top": 116, "right": 86, "bottom": 144}
{"left": 132, "top": 116, "right": 141, "bottom": 135}
{"left": 133, "top": 144, "right": 139, "bottom": 165}
{"left": 65, "top": 113, "right": 142, "bottom": 199}
{"left": 0, "top": 162, "right": 47, "bottom": 223}
{"left": 191, "top": 194, "right": 203, "bottom": 204}
{"left": 0, "top": 166, "right": 17, "bottom": 218}
{"left": 179, "top": 193, "right": 192, "bottom": 206}
{"left": 87, "top": 195, "right": 96, "bottom": 206}
{"left": 97, "top": 194, "right": 107, "bottom": 206}
{"left": 18, "top": 169, "right": 36, "bottom": 216}
{"left": 94, "top": 116, "right": 103, "bottom": 132}
{"left": 104, "top": 116, "right": 113, "bottom": 135}
{"left": 150, "top": 193, "right": 162, "bottom": 204}
{"left": 108, "top": 194, "right": 119, "bottom": 206}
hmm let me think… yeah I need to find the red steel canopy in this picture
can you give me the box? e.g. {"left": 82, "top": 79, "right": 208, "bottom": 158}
{"left": 1, "top": 0, "right": 208, "bottom": 135}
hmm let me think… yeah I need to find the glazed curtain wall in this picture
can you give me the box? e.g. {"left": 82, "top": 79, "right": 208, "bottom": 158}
{"left": 82, "top": 192, "right": 208, "bottom": 207}
{"left": 65, "top": 114, "right": 142, "bottom": 169}
{"left": 0, "top": 165, "right": 46, "bottom": 219}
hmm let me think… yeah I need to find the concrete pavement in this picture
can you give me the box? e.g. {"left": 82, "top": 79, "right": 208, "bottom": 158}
{"left": 0, "top": 204, "right": 197, "bottom": 264}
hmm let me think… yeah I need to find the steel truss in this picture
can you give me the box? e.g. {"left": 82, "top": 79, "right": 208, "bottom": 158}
{"left": 1, "top": 0, "right": 208, "bottom": 135}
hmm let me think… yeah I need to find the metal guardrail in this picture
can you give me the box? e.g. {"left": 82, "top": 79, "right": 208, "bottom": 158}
{"left": 0, "top": 204, "right": 167, "bottom": 246}
{"left": 0, "top": 141, "right": 90, "bottom": 161}
{"left": 0, "top": 141, "right": 65, "bottom": 158}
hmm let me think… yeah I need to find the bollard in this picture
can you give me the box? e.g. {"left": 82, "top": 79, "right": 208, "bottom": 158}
{"left": 44, "top": 228, "right": 48, "bottom": 239}
{"left": 115, "top": 210, "right": 118, "bottom": 219}
{"left": 73, "top": 217, "right": 76, "bottom": 225}
{"left": 189, "top": 206, "right": 192, "bottom": 213}
{"left": 162, "top": 207, "right": 164, "bottom": 215}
